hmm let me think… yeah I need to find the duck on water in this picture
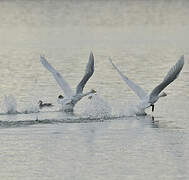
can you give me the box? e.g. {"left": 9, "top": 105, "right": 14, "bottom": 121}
{"left": 40, "top": 52, "right": 96, "bottom": 113}
{"left": 38, "top": 100, "right": 53, "bottom": 109}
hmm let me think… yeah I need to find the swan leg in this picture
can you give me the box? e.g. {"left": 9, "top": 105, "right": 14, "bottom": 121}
{"left": 151, "top": 104, "right": 154, "bottom": 112}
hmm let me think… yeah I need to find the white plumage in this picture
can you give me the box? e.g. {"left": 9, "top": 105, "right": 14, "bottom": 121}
{"left": 40, "top": 52, "right": 96, "bottom": 112}
{"left": 109, "top": 55, "right": 184, "bottom": 115}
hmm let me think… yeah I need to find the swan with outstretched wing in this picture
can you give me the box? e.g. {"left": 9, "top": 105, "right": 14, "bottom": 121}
{"left": 109, "top": 55, "right": 184, "bottom": 115}
{"left": 40, "top": 52, "right": 96, "bottom": 112}
{"left": 40, "top": 55, "right": 74, "bottom": 98}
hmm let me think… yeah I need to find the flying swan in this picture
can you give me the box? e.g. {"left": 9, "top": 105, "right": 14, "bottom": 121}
{"left": 109, "top": 55, "right": 184, "bottom": 115}
{"left": 40, "top": 52, "right": 96, "bottom": 112}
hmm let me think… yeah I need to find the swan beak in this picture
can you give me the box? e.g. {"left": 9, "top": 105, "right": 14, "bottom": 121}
{"left": 151, "top": 105, "right": 154, "bottom": 112}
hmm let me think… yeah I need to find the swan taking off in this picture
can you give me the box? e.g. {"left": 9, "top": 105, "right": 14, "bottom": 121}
{"left": 40, "top": 52, "right": 96, "bottom": 112}
{"left": 109, "top": 56, "right": 184, "bottom": 115}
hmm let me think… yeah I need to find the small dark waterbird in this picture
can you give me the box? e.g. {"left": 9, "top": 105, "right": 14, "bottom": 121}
{"left": 38, "top": 100, "right": 53, "bottom": 109}
{"left": 40, "top": 52, "right": 96, "bottom": 112}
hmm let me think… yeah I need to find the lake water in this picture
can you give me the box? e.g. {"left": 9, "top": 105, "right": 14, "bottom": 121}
{"left": 0, "top": 0, "right": 189, "bottom": 179}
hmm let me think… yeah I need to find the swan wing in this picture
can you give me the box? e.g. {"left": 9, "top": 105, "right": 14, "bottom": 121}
{"left": 40, "top": 55, "right": 74, "bottom": 97}
{"left": 149, "top": 55, "right": 184, "bottom": 100}
{"left": 109, "top": 58, "right": 147, "bottom": 100}
{"left": 76, "top": 52, "right": 94, "bottom": 94}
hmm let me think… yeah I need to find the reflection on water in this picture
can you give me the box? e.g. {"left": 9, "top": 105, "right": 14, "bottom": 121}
{"left": 0, "top": 0, "right": 189, "bottom": 179}
{"left": 0, "top": 111, "right": 188, "bottom": 179}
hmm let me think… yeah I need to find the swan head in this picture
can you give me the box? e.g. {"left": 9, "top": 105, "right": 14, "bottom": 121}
{"left": 158, "top": 92, "right": 167, "bottom": 98}
{"left": 58, "top": 95, "right": 64, "bottom": 99}
{"left": 38, "top": 100, "right": 43, "bottom": 105}
{"left": 90, "top": 89, "right": 96, "bottom": 94}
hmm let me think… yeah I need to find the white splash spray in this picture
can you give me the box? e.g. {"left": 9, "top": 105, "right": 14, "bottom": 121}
{"left": 83, "top": 94, "right": 112, "bottom": 118}
{"left": 2, "top": 95, "right": 17, "bottom": 114}
{"left": 21, "top": 103, "right": 39, "bottom": 114}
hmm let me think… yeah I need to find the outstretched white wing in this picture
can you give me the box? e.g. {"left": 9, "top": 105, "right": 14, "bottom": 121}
{"left": 109, "top": 58, "right": 147, "bottom": 100}
{"left": 40, "top": 55, "right": 74, "bottom": 98}
{"left": 149, "top": 55, "right": 184, "bottom": 100}
{"left": 76, "top": 52, "right": 94, "bottom": 94}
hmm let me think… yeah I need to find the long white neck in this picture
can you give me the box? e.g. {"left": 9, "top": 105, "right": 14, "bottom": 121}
{"left": 81, "top": 91, "right": 93, "bottom": 98}
{"left": 71, "top": 90, "right": 95, "bottom": 105}
{"left": 158, "top": 92, "right": 167, "bottom": 98}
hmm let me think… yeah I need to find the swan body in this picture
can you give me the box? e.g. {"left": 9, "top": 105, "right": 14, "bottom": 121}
{"left": 57, "top": 90, "right": 96, "bottom": 112}
{"left": 40, "top": 52, "right": 96, "bottom": 112}
{"left": 109, "top": 55, "right": 184, "bottom": 115}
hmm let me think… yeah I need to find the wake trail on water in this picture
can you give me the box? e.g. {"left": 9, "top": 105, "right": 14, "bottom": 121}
{"left": 0, "top": 94, "right": 138, "bottom": 128}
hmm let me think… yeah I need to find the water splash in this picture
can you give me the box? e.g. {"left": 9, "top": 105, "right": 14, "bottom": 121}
{"left": 83, "top": 94, "right": 112, "bottom": 118}
{"left": 20, "top": 103, "right": 39, "bottom": 114}
{"left": 2, "top": 95, "right": 18, "bottom": 114}
{"left": 111, "top": 99, "right": 142, "bottom": 117}
{"left": 1, "top": 96, "right": 40, "bottom": 115}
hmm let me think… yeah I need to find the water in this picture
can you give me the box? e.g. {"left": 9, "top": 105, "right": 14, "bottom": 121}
{"left": 0, "top": 0, "right": 189, "bottom": 179}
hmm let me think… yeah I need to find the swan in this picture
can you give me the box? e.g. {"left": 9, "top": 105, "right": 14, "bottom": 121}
{"left": 40, "top": 52, "right": 96, "bottom": 112}
{"left": 108, "top": 55, "right": 184, "bottom": 115}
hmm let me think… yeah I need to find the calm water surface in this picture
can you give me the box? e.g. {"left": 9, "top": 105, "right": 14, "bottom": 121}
{"left": 0, "top": 0, "right": 189, "bottom": 179}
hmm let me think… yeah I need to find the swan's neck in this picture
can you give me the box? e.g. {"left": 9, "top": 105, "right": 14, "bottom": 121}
{"left": 158, "top": 92, "right": 167, "bottom": 98}
{"left": 83, "top": 91, "right": 92, "bottom": 96}
{"left": 79, "top": 91, "right": 93, "bottom": 98}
